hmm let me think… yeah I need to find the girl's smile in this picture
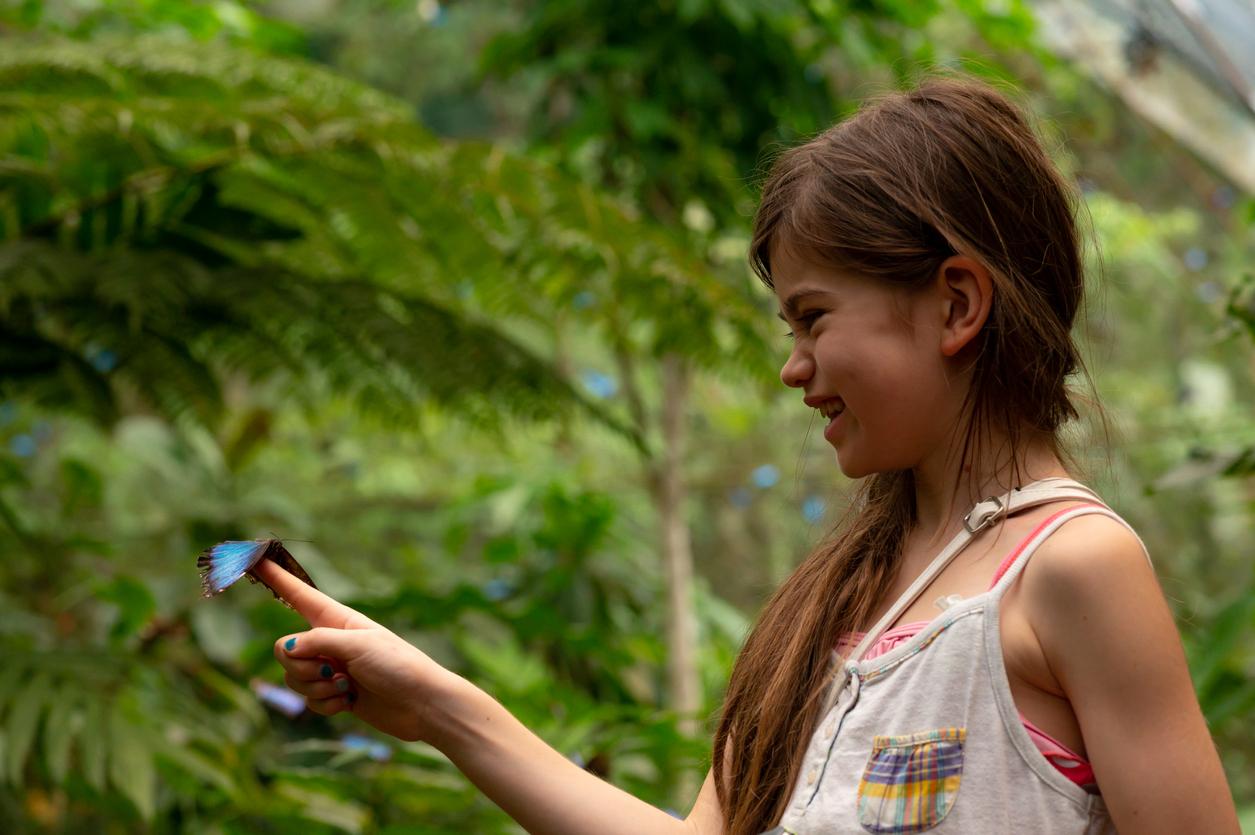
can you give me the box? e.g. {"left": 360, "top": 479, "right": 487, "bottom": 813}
{"left": 821, "top": 404, "right": 846, "bottom": 445}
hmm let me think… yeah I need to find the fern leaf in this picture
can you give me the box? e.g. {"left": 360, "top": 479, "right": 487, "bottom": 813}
{"left": 107, "top": 694, "right": 155, "bottom": 820}
{"left": 153, "top": 742, "right": 239, "bottom": 800}
{"left": 3, "top": 670, "right": 50, "bottom": 784}
{"left": 79, "top": 694, "right": 107, "bottom": 793}
{"left": 42, "top": 696, "right": 80, "bottom": 785}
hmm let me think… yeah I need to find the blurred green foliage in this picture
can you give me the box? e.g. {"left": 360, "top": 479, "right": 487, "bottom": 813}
{"left": 1, "top": 0, "right": 1254, "bottom": 831}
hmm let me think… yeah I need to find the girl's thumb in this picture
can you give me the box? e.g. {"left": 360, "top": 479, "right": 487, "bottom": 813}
{"left": 279, "top": 626, "right": 359, "bottom": 661}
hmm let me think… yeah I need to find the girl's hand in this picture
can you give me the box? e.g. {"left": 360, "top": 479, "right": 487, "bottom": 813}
{"left": 253, "top": 559, "right": 460, "bottom": 742}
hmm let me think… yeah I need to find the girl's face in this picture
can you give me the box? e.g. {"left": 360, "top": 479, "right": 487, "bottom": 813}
{"left": 772, "top": 244, "right": 960, "bottom": 479}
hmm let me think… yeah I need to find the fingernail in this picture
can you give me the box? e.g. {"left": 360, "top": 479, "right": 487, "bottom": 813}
{"left": 284, "top": 638, "right": 297, "bottom": 651}
{"left": 320, "top": 664, "right": 333, "bottom": 679}
{"left": 347, "top": 691, "right": 357, "bottom": 704}
{"left": 335, "top": 678, "right": 349, "bottom": 693}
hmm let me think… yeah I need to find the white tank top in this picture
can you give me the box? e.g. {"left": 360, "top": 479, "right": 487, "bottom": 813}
{"left": 765, "top": 477, "right": 1150, "bottom": 834}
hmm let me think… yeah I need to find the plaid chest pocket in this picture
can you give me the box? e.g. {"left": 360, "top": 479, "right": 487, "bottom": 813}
{"left": 856, "top": 727, "right": 966, "bottom": 833}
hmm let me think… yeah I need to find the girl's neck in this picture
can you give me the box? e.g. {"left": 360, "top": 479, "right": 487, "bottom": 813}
{"left": 910, "top": 434, "right": 1069, "bottom": 550}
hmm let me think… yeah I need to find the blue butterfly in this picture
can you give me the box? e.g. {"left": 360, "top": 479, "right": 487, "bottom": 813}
{"left": 196, "top": 539, "right": 316, "bottom": 607}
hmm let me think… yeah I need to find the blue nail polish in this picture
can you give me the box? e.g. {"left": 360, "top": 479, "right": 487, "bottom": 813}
{"left": 347, "top": 691, "right": 357, "bottom": 704}
{"left": 335, "top": 678, "right": 349, "bottom": 693}
{"left": 284, "top": 638, "right": 297, "bottom": 651}
{"left": 320, "top": 664, "right": 333, "bottom": 679}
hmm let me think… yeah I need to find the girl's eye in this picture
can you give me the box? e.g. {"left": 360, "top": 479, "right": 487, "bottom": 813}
{"left": 784, "top": 312, "right": 822, "bottom": 340}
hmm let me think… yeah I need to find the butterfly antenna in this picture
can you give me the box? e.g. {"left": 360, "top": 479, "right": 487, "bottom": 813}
{"left": 268, "top": 531, "right": 314, "bottom": 544}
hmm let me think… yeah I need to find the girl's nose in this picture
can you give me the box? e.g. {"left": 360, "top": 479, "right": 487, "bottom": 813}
{"left": 780, "top": 348, "right": 814, "bottom": 388}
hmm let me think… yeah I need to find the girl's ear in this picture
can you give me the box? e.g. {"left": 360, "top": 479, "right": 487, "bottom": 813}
{"left": 935, "top": 255, "right": 994, "bottom": 358}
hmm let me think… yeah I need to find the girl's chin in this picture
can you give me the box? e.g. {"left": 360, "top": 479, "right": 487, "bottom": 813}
{"left": 831, "top": 445, "right": 895, "bottom": 480}
{"left": 835, "top": 456, "right": 873, "bottom": 479}
{"left": 832, "top": 446, "right": 863, "bottom": 478}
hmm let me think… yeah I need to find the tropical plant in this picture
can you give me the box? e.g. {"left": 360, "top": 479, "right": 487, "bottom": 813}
{"left": 0, "top": 24, "right": 773, "bottom": 828}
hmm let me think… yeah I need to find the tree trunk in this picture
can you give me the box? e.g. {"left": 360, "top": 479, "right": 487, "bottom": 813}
{"left": 654, "top": 352, "right": 701, "bottom": 805}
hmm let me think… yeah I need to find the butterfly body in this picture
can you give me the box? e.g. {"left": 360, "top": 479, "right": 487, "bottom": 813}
{"left": 197, "top": 538, "right": 316, "bottom": 606}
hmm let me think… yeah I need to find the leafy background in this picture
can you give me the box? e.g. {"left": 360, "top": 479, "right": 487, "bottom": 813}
{"left": 1, "top": 0, "right": 1254, "bottom": 832}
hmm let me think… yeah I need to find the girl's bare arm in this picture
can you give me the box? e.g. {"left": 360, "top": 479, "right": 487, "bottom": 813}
{"left": 686, "top": 766, "right": 724, "bottom": 834}
{"left": 426, "top": 675, "right": 719, "bottom": 835}
{"left": 256, "top": 560, "right": 719, "bottom": 835}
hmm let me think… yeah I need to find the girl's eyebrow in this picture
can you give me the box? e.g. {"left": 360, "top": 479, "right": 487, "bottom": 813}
{"left": 777, "top": 288, "right": 831, "bottom": 320}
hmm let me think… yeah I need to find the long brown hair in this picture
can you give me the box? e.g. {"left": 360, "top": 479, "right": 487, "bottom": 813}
{"left": 714, "top": 76, "right": 1101, "bottom": 833}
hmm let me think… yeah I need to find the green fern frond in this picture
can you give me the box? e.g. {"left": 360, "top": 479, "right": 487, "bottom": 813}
{"left": 1, "top": 32, "right": 775, "bottom": 448}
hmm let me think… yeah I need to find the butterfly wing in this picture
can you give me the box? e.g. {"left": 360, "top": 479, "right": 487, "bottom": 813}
{"left": 198, "top": 539, "right": 318, "bottom": 608}
{"left": 197, "top": 540, "right": 270, "bottom": 597}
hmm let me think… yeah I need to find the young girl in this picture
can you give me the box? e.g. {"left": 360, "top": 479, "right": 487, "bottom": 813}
{"left": 257, "top": 77, "right": 1239, "bottom": 834}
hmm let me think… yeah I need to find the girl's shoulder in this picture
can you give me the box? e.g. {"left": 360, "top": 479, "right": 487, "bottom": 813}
{"left": 1020, "top": 506, "right": 1153, "bottom": 590}
{"left": 1015, "top": 506, "right": 1163, "bottom": 679}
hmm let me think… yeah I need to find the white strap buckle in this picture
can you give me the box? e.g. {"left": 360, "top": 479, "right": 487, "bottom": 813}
{"left": 963, "top": 494, "right": 1005, "bottom": 534}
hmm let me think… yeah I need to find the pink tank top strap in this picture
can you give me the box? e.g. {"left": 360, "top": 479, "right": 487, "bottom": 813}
{"left": 986, "top": 502, "right": 1104, "bottom": 590}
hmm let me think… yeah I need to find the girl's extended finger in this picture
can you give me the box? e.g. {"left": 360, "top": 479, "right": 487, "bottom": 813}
{"left": 253, "top": 559, "right": 373, "bottom": 629}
